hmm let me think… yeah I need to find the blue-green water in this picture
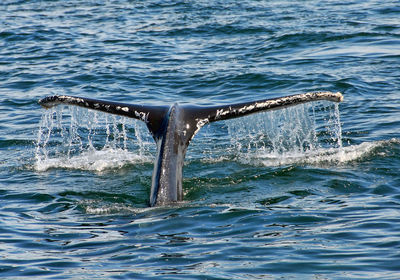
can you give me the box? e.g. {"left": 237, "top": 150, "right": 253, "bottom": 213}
{"left": 1, "top": 0, "right": 400, "bottom": 279}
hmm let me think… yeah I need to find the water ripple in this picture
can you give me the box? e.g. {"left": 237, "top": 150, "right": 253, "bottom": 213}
{"left": 1, "top": 0, "right": 400, "bottom": 278}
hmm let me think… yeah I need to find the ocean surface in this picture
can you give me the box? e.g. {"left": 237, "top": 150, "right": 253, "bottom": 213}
{"left": 1, "top": 0, "right": 399, "bottom": 279}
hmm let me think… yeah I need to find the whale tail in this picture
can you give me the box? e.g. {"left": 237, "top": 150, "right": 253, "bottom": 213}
{"left": 39, "top": 91, "right": 343, "bottom": 206}
{"left": 38, "top": 91, "right": 342, "bottom": 142}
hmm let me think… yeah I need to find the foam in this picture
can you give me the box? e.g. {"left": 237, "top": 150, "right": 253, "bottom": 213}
{"left": 252, "top": 139, "right": 396, "bottom": 167}
{"left": 81, "top": 200, "right": 148, "bottom": 215}
{"left": 34, "top": 147, "right": 150, "bottom": 172}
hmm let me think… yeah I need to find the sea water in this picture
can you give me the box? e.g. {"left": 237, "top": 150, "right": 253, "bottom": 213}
{"left": 1, "top": 0, "right": 399, "bottom": 279}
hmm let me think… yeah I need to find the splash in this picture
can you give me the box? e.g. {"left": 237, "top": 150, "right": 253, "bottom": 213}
{"left": 35, "top": 100, "right": 388, "bottom": 172}
{"left": 225, "top": 101, "right": 350, "bottom": 166}
{"left": 35, "top": 106, "right": 154, "bottom": 172}
{"left": 224, "top": 102, "right": 397, "bottom": 166}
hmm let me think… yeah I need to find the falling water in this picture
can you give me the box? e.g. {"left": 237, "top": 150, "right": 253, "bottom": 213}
{"left": 35, "top": 106, "right": 154, "bottom": 172}
{"left": 226, "top": 101, "right": 345, "bottom": 166}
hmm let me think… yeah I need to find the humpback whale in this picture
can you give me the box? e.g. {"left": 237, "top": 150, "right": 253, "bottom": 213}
{"left": 39, "top": 91, "right": 343, "bottom": 206}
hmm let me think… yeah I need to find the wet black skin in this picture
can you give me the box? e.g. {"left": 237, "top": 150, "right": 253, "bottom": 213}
{"left": 39, "top": 91, "right": 342, "bottom": 206}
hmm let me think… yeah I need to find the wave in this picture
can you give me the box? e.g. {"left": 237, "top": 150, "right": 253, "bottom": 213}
{"left": 196, "top": 138, "right": 398, "bottom": 169}
{"left": 249, "top": 139, "right": 399, "bottom": 167}
{"left": 34, "top": 147, "right": 152, "bottom": 172}
{"left": 35, "top": 138, "right": 398, "bottom": 173}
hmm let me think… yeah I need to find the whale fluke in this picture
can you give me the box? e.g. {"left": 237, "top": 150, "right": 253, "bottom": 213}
{"left": 38, "top": 95, "right": 169, "bottom": 140}
{"left": 39, "top": 91, "right": 343, "bottom": 206}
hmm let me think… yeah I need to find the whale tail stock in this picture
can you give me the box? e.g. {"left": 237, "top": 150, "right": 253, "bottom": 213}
{"left": 38, "top": 91, "right": 343, "bottom": 206}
